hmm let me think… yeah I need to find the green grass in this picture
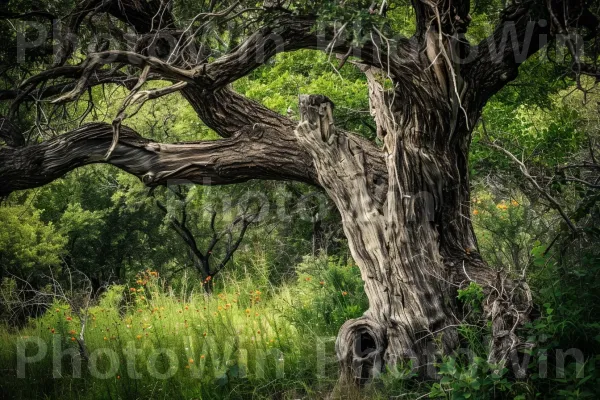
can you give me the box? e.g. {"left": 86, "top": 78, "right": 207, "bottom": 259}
{"left": 2, "top": 254, "right": 598, "bottom": 399}
{"left": 0, "top": 256, "right": 373, "bottom": 400}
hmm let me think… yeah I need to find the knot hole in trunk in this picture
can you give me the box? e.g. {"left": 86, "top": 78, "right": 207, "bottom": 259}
{"left": 336, "top": 316, "right": 386, "bottom": 386}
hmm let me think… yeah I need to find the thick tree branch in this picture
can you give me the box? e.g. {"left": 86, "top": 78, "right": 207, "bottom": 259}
{"left": 464, "top": 1, "right": 549, "bottom": 106}
{"left": 183, "top": 86, "right": 389, "bottom": 204}
{"left": 0, "top": 121, "right": 319, "bottom": 197}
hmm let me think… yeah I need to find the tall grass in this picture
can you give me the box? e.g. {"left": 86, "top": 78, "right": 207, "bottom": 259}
{"left": 4, "top": 253, "right": 595, "bottom": 399}
{"left": 0, "top": 255, "right": 374, "bottom": 399}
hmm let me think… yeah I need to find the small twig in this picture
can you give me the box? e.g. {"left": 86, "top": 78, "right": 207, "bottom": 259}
{"left": 481, "top": 121, "right": 578, "bottom": 234}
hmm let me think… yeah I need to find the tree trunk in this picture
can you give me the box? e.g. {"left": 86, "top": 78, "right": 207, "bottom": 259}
{"left": 295, "top": 91, "right": 532, "bottom": 387}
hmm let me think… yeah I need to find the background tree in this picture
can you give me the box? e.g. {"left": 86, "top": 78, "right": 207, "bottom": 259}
{"left": 153, "top": 184, "right": 262, "bottom": 290}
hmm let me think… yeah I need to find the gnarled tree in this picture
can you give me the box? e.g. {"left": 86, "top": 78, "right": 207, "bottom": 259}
{"left": 1, "top": 0, "right": 599, "bottom": 387}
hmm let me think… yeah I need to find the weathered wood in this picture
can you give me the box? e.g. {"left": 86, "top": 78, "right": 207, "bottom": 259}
{"left": 295, "top": 92, "right": 532, "bottom": 386}
{"left": 0, "top": 122, "right": 317, "bottom": 196}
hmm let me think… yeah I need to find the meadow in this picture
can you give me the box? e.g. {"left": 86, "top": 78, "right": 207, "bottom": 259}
{"left": 0, "top": 257, "right": 377, "bottom": 399}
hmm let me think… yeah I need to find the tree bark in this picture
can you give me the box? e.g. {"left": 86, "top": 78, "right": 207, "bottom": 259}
{"left": 0, "top": 121, "right": 317, "bottom": 196}
{"left": 295, "top": 88, "right": 532, "bottom": 386}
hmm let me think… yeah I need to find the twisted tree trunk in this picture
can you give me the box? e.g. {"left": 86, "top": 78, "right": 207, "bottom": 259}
{"left": 295, "top": 88, "right": 532, "bottom": 386}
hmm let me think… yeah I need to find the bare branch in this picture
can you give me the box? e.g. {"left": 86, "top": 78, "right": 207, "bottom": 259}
{"left": 481, "top": 124, "right": 578, "bottom": 234}
{"left": 50, "top": 51, "right": 199, "bottom": 104}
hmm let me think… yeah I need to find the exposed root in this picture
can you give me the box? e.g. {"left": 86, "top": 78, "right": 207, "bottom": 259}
{"left": 451, "top": 259, "right": 534, "bottom": 378}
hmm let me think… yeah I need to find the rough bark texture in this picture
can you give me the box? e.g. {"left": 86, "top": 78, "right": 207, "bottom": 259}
{"left": 0, "top": 121, "right": 316, "bottom": 196}
{"left": 294, "top": 83, "right": 531, "bottom": 384}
